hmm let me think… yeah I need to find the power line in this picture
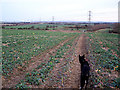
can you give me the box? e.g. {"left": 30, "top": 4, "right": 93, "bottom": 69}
{"left": 89, "top": 11, "right": 91, "bottom": 24}
{"left": 88, "top": 11, "right": 91, "bottom": 30}
{"left": 52, "top": 16, "right": 54, "bottom": 22}
{"left": 52, "top": 16, "right": 54, "bottom": 30}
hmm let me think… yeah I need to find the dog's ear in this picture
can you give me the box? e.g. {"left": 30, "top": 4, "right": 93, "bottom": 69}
{"left": 79, "top": 55, "right": 83, "bottom": 64}
{"left": 82, "top": 55, "right": 85, "bottom": 59}
{"left": 79, "top": 55, "right": 85, "bottom": 64}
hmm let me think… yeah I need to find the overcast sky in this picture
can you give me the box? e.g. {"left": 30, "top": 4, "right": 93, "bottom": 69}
{"left": 0, "top": 0, "right": 119, "bottom": 22}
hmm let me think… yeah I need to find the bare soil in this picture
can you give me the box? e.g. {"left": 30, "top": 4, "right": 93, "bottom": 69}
{"left": 63, "top": 34, "right": 88, "bottom": 88}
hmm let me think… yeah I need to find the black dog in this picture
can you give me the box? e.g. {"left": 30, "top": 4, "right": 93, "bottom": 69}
{"left": 79, "top": 55, "right": 90, "bottom": 90}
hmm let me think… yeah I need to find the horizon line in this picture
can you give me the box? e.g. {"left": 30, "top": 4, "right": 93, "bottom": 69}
{"left": 1, "top": 21, "right": 118, "bottom": 23}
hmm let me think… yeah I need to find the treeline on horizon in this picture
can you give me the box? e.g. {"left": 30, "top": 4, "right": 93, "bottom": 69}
{"left": 1, "top": 22, "right": 120, "bottom": 34}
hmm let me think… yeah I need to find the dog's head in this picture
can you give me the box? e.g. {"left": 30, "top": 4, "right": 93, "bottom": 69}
{"left": 79, "top": 55, "right": 85, "bottom": 64}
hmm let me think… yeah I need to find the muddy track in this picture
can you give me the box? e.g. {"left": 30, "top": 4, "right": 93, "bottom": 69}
{"left": 63, "top": 34, "right": 88, "bottom": 88}
{"left": 2, "top": 35, "right": 77, "bottom": 88}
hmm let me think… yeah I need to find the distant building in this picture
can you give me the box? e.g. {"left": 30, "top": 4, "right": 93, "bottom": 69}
{"left": 118, "top": 1, "right": 120, "bottom": 22}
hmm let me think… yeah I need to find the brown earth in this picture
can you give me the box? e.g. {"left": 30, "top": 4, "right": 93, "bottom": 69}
{"left": 63, "top": 34, "right": 88, "bottom": 88}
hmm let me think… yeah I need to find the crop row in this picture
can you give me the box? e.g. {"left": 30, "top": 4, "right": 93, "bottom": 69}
{"left": 2, "top": 29, "right": 79, "bottom": 77}
{"left": 15, "top": 34, "right": 79, "bottom": 89}
{"left": 87, "top": 32, "right": 120, "bottom": 88}
{"left": 93, "top": 32, "right": 119, "bottom": 55}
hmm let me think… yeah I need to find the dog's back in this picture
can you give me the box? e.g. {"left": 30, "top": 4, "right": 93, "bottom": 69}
{"left": 79, "top": 55, "right": 90, "bottom": 90}
{"left": 81, "top": 61, "right": 90, "bottom": 76}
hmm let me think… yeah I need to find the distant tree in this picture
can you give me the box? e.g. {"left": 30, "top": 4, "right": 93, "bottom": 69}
{"left": 18, "top": 28, "right": 23, "bottom": 30}
{"left": 31, "top": 26, "right": 34, "bottom": 29}
{"left": 85, "top": 25, "right": 88, "bottom": 28}
{"left": 2, "top": 26, "right": 5, "bottom": 29}
{"left": 75, "top": 25, "right": 79, "bottom": 30}
{"left": 36, "top": 27, "right": 40, "bottom": 30}
{"left": 88, "top": 24, "right": 110, "bottom": 31}
{"left": 46, "top": 25, "right": 49, "bottom": 28}
{"left": 112, "top": 23, "right": 120, "bottom": 34}
{"left": 45, "top": 26, "right": 49, "bottom": 30}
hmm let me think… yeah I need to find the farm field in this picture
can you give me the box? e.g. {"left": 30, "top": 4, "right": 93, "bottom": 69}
{"left": 86, "top": 31, "right": 120, "bottom": 88}
{"left": 2, "top": 29, "right": 80, "bottom": 75}
{"left": 2, "top": 27, "right": 120, "bottom": 89}
{"left": 2, "top": 29, "right": 81, "bottom": 88}
{"left": 3, "top": 23, "right": 87, "bottom": 31}
{"left": 4, "top": 24, "right": 56, "bottom": 30}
